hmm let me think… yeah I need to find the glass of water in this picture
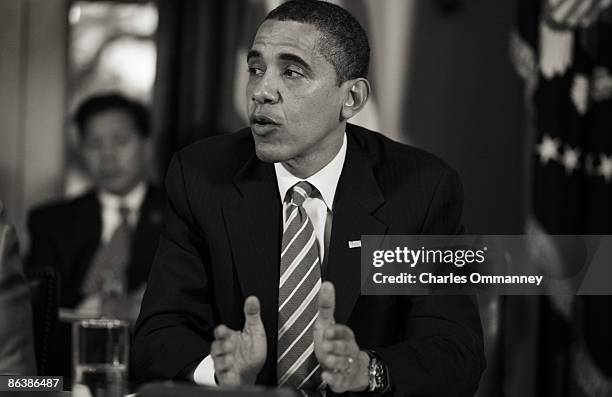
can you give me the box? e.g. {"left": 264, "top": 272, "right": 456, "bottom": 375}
{"left": 72, "top": 319, "right": 129, "bottom": 397}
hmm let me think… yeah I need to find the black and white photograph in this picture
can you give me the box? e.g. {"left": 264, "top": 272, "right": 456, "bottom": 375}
{"left": 0, "top": 0, "right": 611, "bottom": 396}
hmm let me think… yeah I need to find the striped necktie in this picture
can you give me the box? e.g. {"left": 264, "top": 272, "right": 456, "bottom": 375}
{"left": 277, "top": 181, "right": 324, "bottom": 390}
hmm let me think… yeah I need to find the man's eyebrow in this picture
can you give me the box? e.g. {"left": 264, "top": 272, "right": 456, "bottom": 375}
{"left": 247, "top": 49, "right": 261, "bottom": 62}
{"left": 278, "top": 53, "right": 312, "bottom": 72}
{"left": 246, "top": 50, "right": 313, "bottom": 73}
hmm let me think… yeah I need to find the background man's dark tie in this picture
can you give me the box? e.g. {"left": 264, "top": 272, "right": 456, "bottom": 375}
{"left": 82, "top": 206, "right": 132, "bottom": 296}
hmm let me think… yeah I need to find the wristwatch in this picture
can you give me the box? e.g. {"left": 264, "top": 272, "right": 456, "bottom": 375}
{"left": 365, "top": 350, "right": 391, "bottom": 394}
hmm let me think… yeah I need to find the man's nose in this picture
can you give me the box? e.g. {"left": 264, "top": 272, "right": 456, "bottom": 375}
{"left": 251, "top": 72, "right": 280, "bottom": 104}
{"left": 99, "top": 144, "right": 119, "bottom": 162}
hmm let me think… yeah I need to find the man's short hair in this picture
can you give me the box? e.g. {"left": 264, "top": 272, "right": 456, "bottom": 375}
{"left": 74, "top": 93, "right": 151, "bottom": 138}
{"left": 264, "top": 0, "right": 370, "bottom": 84}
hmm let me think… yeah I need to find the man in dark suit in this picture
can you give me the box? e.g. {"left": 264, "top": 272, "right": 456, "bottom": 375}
{"left": 27, "top": 93, "right": 165, "bottom": 314}
{"left": 133, "top": 1, "right": 485, "bottom": 395}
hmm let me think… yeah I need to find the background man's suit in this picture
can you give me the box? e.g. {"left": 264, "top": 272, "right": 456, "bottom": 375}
{"left": 133, "top": 124, "right": 485, "bottom": 396}
{"left": 27, "top": 185, "right": 165, "bottom": 308}
{"left": 26, "top": 185, "right": 165, "bottom": 377}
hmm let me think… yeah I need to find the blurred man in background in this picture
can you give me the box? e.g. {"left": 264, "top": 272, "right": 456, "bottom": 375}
{"left": 27, "top": 93, "right": 165, "bottom": 377}
{"left": 0, "top": 200, "right": 37, "bottom": 375}
{"left": 27, "top": 93, "right": 164, "bottom": 321}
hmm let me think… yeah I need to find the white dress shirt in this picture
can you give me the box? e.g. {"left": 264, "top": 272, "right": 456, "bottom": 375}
{"left": 98, "top": 182, "right": 147, "bottom": 243}
{"left": 193, "top": 134, "right": 347, "bottom": 385}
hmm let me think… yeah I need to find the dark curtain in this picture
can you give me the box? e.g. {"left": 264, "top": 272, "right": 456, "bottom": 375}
{"left": 152, "top": 0, "right": 261, "bottom": 178}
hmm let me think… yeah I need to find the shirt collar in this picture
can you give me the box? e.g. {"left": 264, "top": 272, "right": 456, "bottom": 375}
{"left": 274, "top": 133, "right": 347, "bottom": 210}
{"left": 98, "top": 182, "right": 147, "bottom": 212}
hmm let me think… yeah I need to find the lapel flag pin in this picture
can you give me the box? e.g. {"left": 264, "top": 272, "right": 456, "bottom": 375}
{"left": 348, "top": 240, "right": 361, "bottom": 248}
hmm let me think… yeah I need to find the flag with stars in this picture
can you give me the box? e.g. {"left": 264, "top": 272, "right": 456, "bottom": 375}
{"left": 511, "top": 0, "right": 612, "bottom": 234}
{"left": 510, "top": 0, "right": 612, "bottom": 396}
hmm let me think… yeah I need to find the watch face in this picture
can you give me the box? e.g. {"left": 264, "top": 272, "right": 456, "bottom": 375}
{"left": 368, "top": 355, "right": 388, "bottom": 393}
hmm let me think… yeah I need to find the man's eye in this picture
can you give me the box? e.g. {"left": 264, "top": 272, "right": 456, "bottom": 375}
{"left": 248, "top": 67, "right": 264, "bottom": 76}
{"left": 283, "top": 68, "right": 304, "bottom": 78}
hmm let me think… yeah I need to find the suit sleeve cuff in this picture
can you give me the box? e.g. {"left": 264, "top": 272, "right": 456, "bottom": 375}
{"left": 193, "top": 354, "right": 218, "bottom": 386}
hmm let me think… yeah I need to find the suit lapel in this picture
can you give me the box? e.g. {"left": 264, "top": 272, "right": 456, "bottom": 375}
{"left": 222, "top": 154, "right": 281, "bottom": 337}
{"left": 326, "top": 132, "right": 387, "bottom": 324}
{"left": 129, "top": 185, "right": 164, "bottom": 287}
{"left": 134, "top": 185, "right": 164, "bottom": 236}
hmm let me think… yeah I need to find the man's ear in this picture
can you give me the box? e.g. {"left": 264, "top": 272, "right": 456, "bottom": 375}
{"left": 341, "top": 78, "right": 370, "bottom": 120}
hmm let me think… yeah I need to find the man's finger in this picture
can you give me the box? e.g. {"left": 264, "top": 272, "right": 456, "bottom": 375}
{"left": 214, "top": 324, "right": 232, "bottom": 340}
{"left": 213, "top": 355, "right": 231, "bottom": 372}
{"left": 323, "top": 354, "right": 345, "bottom": 370}
{"left": 317, "top": 281, "right": 335, "bottom": 326}
{"left": 222, "top": 339, "right": 234, "bottom": 352}
{"left": 243, "top": 296, "right": 264, "bottom": 332}
{"left": 325, "top": 324, "right": 354, "bottom": 341}
{"left": 210, "top": 341, "right": 223, "bottom": 357}
{"left": 223, "top": 371, "right": 240, "bottom": 386}
{"left": 322, "top": 340, "right": 349, "bottom": 355}
{"left": 321, "top": 371, "right": 335, "bottom": 385}
{"left": 211, "top": 339, "right": 232, "bottom": 357}
{"left": 321, "top": 371, "right": 347, "bottom": 393}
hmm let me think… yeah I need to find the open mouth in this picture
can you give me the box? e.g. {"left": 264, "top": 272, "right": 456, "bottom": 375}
{"left": 99, "top": 172, "right": 121, "bottom": 180}
{"left": 251, "top": 114, "right": 280, "bottom": 127}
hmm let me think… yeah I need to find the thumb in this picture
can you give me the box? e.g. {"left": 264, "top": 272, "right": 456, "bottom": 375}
{"left": 317, "top": 281, "right": 335, "bottom": 326}
{"left": 243, "top": 296, "right": 264, "bottom": 332}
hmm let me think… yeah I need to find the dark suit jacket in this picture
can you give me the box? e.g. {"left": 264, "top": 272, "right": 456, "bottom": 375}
{"left": 27, "top": 184, "right": 165, "bottom": 308}
{"left": 133, "top": 125, "right": 485, "bottom": 396}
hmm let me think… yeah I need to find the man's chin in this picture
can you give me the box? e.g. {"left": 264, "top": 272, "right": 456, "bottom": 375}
{"left": 98, "top": 178, "right": 142, "bottom": 197}
{"left": 254, "top": 144, "right": 289, "bottom": 164}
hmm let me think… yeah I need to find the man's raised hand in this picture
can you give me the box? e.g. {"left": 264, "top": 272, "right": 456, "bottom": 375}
{"left": 314, "top": 282, "right": 369, "bottom": 393}
{"left": 211, "top": 296, "right": 267, "bottom": 385}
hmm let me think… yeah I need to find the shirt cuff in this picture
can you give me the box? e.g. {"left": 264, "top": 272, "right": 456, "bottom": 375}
{"left": 193, "top": 354, "right": 217, "bottom": 386}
